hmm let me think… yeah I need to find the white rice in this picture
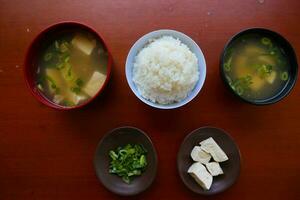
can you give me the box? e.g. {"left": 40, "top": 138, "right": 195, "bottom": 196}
{"left": 132, "top": 36, "right": 199, "bottom": 105}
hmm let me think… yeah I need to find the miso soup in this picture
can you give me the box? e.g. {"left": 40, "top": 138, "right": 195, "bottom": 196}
{"left": 223, "top": 34, "right": 290, "bottom": 101}
{"left": 36, "top": 30, "right": 108, "bottom": 107}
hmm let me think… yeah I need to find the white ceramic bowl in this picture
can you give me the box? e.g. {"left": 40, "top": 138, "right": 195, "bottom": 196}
{"left": 125, "top": 29, "right": 206, "bottom": 109}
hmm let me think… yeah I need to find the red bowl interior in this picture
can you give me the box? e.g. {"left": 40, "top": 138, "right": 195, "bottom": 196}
{"left": 24, "top": 22, "right": 113, "bottom": 110}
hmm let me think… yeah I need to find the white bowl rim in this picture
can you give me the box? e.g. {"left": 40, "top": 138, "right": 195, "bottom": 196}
{"left": 125, "top": 29, "right": 207, "bottom": 109}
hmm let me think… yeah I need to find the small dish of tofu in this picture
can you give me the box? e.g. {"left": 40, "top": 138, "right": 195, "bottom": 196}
{"left": 177, "top": 127, "right": 241, "bottom": 195}
{"left": 188, "top": 137, "right": 228, "bottom": 190}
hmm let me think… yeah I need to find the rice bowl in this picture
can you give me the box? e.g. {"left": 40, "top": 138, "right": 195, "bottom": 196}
{"left": 126, "top": 29, "right": 206, "bottom": 109}
{"left": 133, "top": 36, "right": 199, "bottom": 105}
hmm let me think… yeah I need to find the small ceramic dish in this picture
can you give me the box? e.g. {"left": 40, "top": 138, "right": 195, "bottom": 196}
{"left": 93, "top": 126, "right": 158, "bottom": 196}
{"left": 125, "top": 29, "right": 206, "bottom": 109}
{"left": 177, "top": 126, "right": 241, "bottom": 195}
{"left": 24, "top": 21, "right": 113, "bottom": 110}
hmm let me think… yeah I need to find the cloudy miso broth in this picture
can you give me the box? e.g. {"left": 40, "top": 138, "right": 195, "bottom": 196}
{"left": 36, "top": 30, "right": 108, "bottom": 107}
{"left": 223, "top": 34, "right": 290, "bottom": 101}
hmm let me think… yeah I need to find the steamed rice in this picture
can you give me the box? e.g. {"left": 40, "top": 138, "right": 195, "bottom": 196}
{"left": 132, "top": 36, "right": 199, "bottom": 104}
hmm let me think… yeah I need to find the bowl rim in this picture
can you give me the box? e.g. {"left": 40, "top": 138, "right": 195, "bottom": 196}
{"left": 93, "top": 126, "right": 158, "bottom": 196}
{"left": 219, "top": 27, "right": 298, "bottom": 105}
{"left": 125, "top": 29, "right": 207, "bottom": 109}
{"left": 23, "top": 21, "right": 113, "bottom": 110}
{"left": 177, "top": 126, "right": 242, "bottom": 195}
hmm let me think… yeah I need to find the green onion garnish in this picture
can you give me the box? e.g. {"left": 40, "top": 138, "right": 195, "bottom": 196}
{"left": 261, "top": 37, "right": 272, "bottom": 46}
{"left": 109, "top": 144, "right": 147, "bottom": 184}
{"left": 280, "top": 71, "right": 289, "bottom": 81}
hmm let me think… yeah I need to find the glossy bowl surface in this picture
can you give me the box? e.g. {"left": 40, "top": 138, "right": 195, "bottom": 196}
{"left": 220, "top": 28, "right": 298, "bottom": 105}
{"left": 24, "top": 21, "right": 113, "bottom": 110}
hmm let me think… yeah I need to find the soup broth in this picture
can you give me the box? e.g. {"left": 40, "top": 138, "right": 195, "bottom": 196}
{"left": 223, "top": 34, "right": 290, "bottom": 101}
{"left": 36, "top": 30, "right": 108, "bottom": 107}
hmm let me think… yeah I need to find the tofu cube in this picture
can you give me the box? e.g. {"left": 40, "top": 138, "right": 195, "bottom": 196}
{"left": 53, "top": 95, "right": 64, "bottom": 104}
{"left": 72, "top": 33, "right": 96, "bottom": 55}
{"left": 82, "top": 71, "right": 106, "bottom": 97}
{"left": 200, "top": 137, "right": 228, "bottom": 162}
{"left": 62, "top": 89, "right": 88, "bottom": 106}
{"left": 266, "top": 71, "right": 277, "bottom": 84}
{"left": 249, "top": 75, "right": 265, "bottom": 91}
{"left": 73, "top": 94, "right": 87, "bottom": 105}
{"left": 190, "top": 146, "right": 211, "bottom": 164}
{"left": 45, "top": 68, "right": 65, "bottom": 94}
{"left": 188, "top": 162, "right": 213, "bottom": 190}
{"left": 206, "top": 162, "right": 224, "bottom": 176}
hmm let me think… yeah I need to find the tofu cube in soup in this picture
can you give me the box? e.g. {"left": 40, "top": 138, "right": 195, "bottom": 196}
{"left": 249, "top": 75, "right": 265, "bottom": 91}
{"left": 188, "top": 162, "right": 213, "bottom": 190}
{"left": 53, "top": 94, "right": 64, "bottom": 104}
{"left": 45, "top": 68, "right": 65, "bottom": 95}
{"left": 200, "top": 137, "right": 228, "bottom": 162}
{"left": 266, "top": 71, "right": 277, "bottom": 84}
{"left": 82, "top": 71, "right": 106, "bottom": 97}
{"left": 67, "top": 92, "right": 87, "bottom": 105}
{"left": 72, "top": 33, "right": 96, "bottom": 55}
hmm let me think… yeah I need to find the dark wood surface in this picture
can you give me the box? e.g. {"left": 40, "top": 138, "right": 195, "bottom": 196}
{"left": 0, "top": 0, "right": 299, "bottom": 199}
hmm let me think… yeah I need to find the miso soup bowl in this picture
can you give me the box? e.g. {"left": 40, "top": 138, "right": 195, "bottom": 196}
{"left": 220, "top": 28, "right": 298, "bottom": 105}
{"left": 24, "top": 22, "right": 113, "bottom": 110}
{"left": 125, "top": 29, "right": 206, "bottom": 109}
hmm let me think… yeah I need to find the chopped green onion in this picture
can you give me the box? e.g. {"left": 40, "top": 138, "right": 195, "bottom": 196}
{"left": 67, "top": 67, "right": 72, "bottom": 77}
{"left": 269, "top": 46, "right": 280, "bottom": 56}
{"left": 236, "top": 85, "right": 244, "bottom": 96}
{"left": 128, "top": 170, "right": 141, "bottom": 177}
{"left": 224, "top": 63, "right": 230, "bottom": 72}
{"left": 44, "top": 53, "right": 52, "bottom": 61}
{"left": 108, "top": 144, "right": 147, "bottom": 184}
{"left": 71, "top": 87, "right": 81, "bottom": 94}
{"left": 231, "top": 75, "right": 252, "bottom": 96}
{"left": 75, "top": 78, "right": 84, "bottom": 87}
{"left": 280, "top": 71, "right": 289, "bottom": 81}
{"left": 261, "top": 37, "right": 272, "bottom": 46}
{"left": 140, "top": 155, "right": 147, "bottom": 167}
{"left": 257, "top": 64, "right": 273, "bottom": 78}
{"left": 63, "top": 100, "right": 75, "bottom": 107}
{"left": 59, "top": 41, "right": 69, "bottom": 52}
{"left": 45, "top": 75, "right": 60, "bottom": 94}
{"left": 109, "top": 150, "right": 118, "bottom": 161}
{"left": 224, "top": 57, "right": 232, "bottom": 72}
{"left": 229, "top": 82, "right": 235, "bottom": 90}
{"left": 244, "top": 75, "right": 252, "bottom": 83}
{"left": 56, "top": 62, "right": 65, "bottom": 70}
{"left": 64, "top": 63, "right": 74, "bottom": 81}
{"left": 64, "top": 56, "right": 70, "bottom": 63}
{"left": 46, "top": 75, "right": 56, "bottom": 89}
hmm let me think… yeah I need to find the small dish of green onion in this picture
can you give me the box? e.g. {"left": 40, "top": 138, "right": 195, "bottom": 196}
{"left": 93, "top": 127, "right": 157, "bottom": 196}
{"left": 109, "top": 144, "right": 148, "bottom": 184}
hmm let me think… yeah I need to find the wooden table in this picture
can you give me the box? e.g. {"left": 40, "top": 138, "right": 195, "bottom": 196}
{"left": 1, "top": 0, "right": 299, "bottom": 199}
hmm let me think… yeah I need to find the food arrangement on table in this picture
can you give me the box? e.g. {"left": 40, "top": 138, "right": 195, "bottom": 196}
{"left": 23, "top": 22, "right": 298, "bottom": 195}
